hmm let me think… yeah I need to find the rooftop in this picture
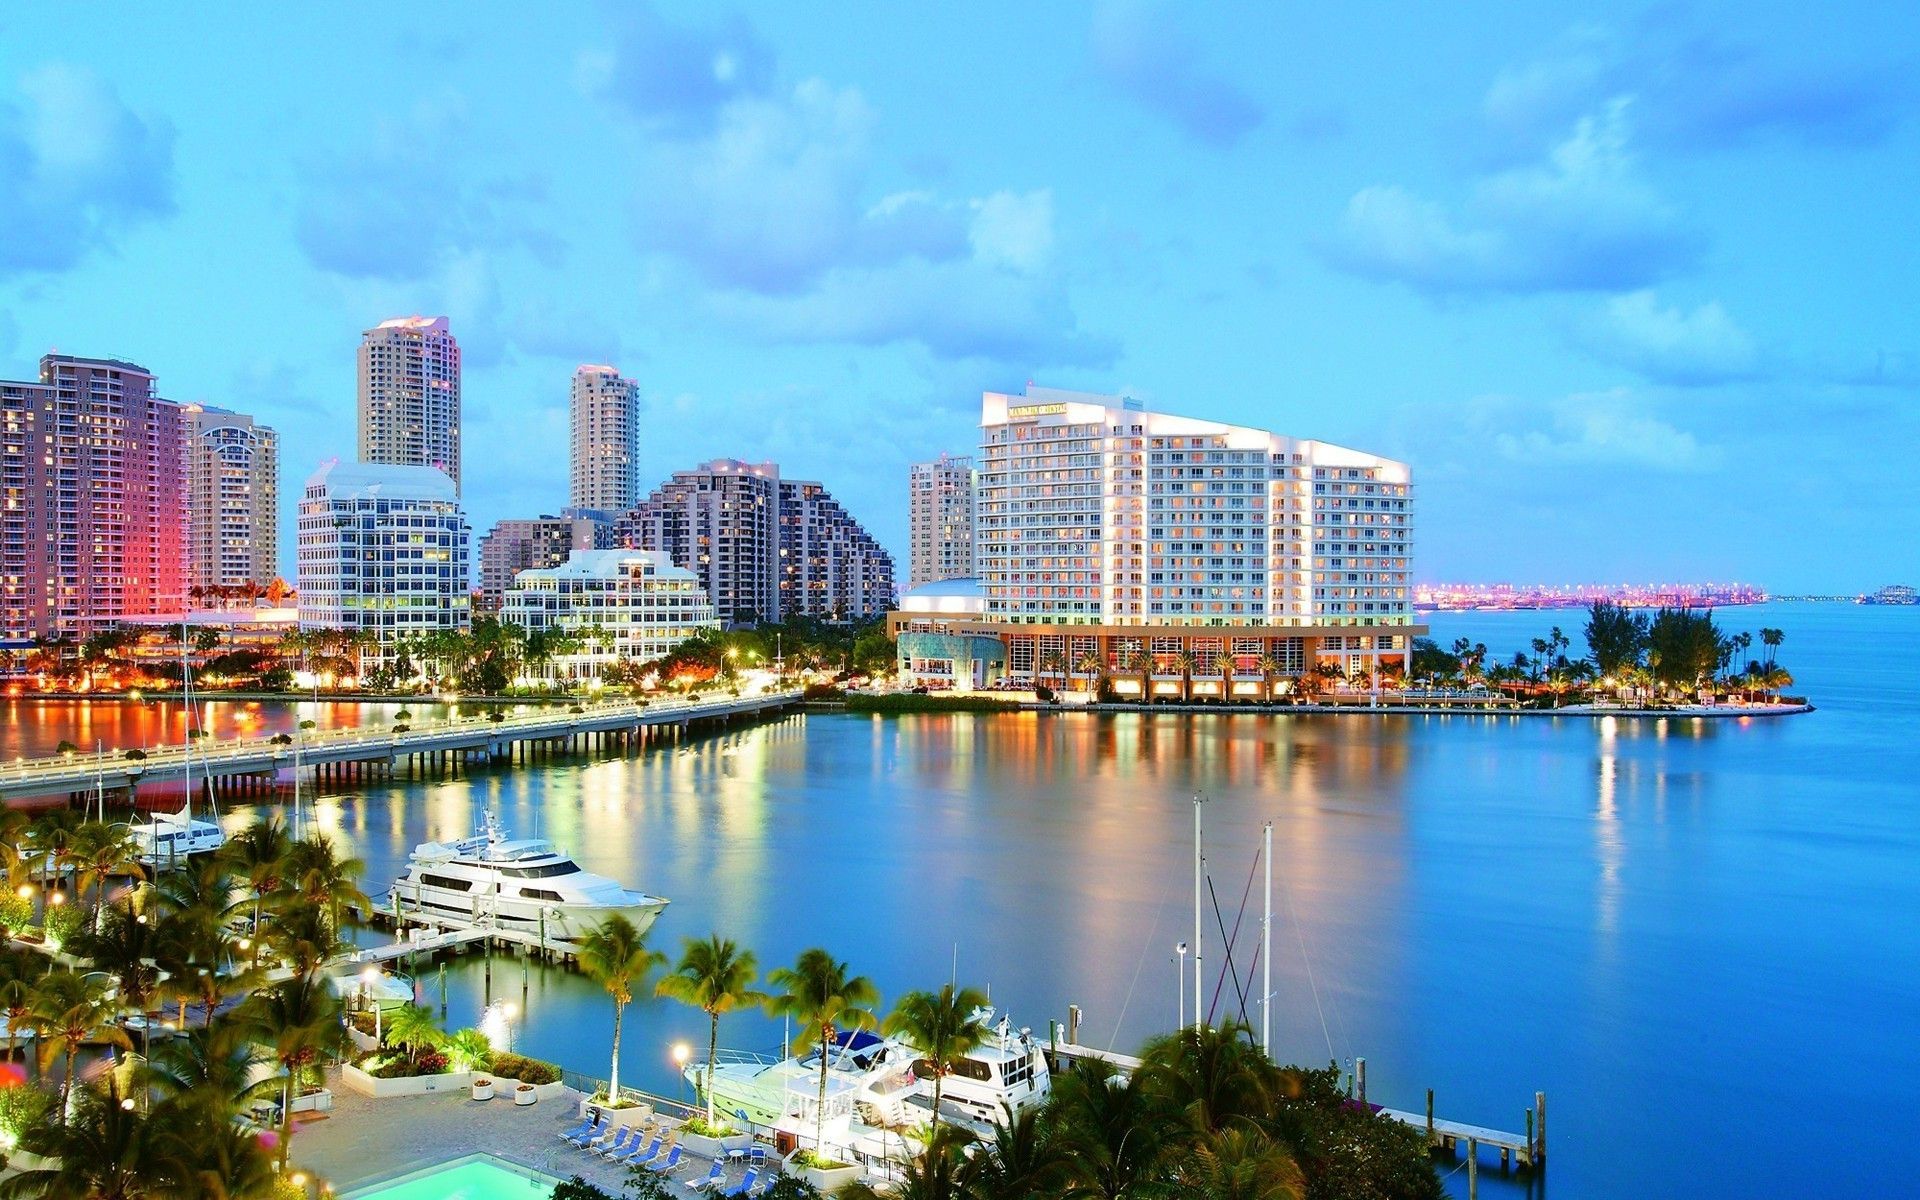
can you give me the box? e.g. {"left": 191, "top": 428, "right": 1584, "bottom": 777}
{"left": 305, "top": 460, "right": 459, "bottom": 503}
{"left": 514, "top": 548, "right": 697, "bottom": 582}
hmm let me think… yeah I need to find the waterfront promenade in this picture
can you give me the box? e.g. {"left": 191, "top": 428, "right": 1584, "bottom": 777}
{"left": 0, "top": 689, "right": 802, "bottom": 803}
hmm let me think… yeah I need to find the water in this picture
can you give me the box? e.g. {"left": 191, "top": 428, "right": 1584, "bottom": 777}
{"left": 3, "top": 601, "right": 1915, "bottom": 1197}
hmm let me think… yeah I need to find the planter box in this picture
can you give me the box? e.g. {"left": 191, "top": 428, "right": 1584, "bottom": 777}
{"left": 290, "top": 1087, "right": 333, "bottom": 1114}
{"left": 513, "top": 1084, "right": 538, "bottom": 1107}
{"left": 346, "top": 1027, "right": 379, "bottom": 1054}
{"left": 576, "top": 1097, "right": 654, "bottom": 1128}
{"left": 340, "top": 1062, "right": 474, "bottom": 1098}
{"left": 784, "top": 1156, "right": 861, "bottom": 1193}
{"left": 471, "top": 1079, "right": 495, "bottom": 1101}
{"left": 680, "top": 1129, "right": 751, "bottom": 1159}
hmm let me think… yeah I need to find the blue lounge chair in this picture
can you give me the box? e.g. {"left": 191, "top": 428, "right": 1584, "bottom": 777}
{"left": 619, "top": 1135, "right": 664, "bottom": 1166}
{"left": 563, "top": 1113, "right": 608, "bottom": 1146}
{"left": 688, "top": 1160, "right": 724, "bottom": 1191}
{"left": 644, "top": 1145, "right": 684, "bottom": 1175}
{"left": 595, "top": 1128, "right": 639, "bottom": 1159}
{"left": 723, "top": 1168, "right": 759, "bottom": 1198}
{"left": 558, "top": 1113, "right": 597, "bottom": 1143}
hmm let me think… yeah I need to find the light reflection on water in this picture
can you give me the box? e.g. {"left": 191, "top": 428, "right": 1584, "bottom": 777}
{"left": 1, "top": 602, "right": 1915, "bottom": 1198}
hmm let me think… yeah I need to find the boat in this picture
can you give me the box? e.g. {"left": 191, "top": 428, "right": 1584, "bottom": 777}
{"left": 383, "top": 812, "right": 667, "bottom": 943}
{"left": 693, "top": 1008, "right": 1051, "bottom": 1136}
{"left": 136, "top": 632, "right": 227, "bottom": 870}
{"left": 1860, "top": 584, "right": 1917, "bottom": 605}
{"left": 694, "top": 1028, "right": 922, "bottom": 1131}
{"left": 904, "top": 1009, "right": 1050, "bottom": 1125}
{"left": 325, "top": 966, "right": 415, "bottom": 1011}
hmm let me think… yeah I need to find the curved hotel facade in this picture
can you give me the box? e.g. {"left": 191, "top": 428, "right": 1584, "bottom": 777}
{"left": 891, "top": 386, "right": 1423, "bottom": 696}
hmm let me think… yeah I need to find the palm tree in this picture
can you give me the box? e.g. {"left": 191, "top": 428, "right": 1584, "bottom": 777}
{"left": 883, "top": 984, "right": 989, "bottom": 1140}
{"left": 956, "top": 1107, "right": 1072, "bottom": 1199}
{"left": 1049, "top": 1057, "right": 1169, "bottom": 1199}
{"left": 383, "top": 1002, "right": 445, "bottom": 1066}
{"left": 0, "top": 1078, "right": 181, "bottom": 1200}
{"left": 143, "top": 1021, "right": 276, "bottom": 1116}
{"left": 1170, "top": 649, "right": 1197, "bottom": 702}
{"left": 65, "top": 821, "right": 144, "bottom": 933}
{"left": 1076, "top": 651, "right": 1105, "bottom": 695}
{"left": 283, "top": 833, "right": 370, "bottom": 943}
{"left": 1256, "top": 654, "right": 1282, "bottom": 704}
{"left": 167, "top": 1112, "right": 282, "bottom": 1200}
{"left": 238, "top": 972, "right": 344, "bottom": 1170}
{"left": 766, "top": 947, "right": 879, "bottom": 1163}
{"left": 841, "top": 1125, "right": 971, "bottom": 1200}
{"left": 1138, "top": 1022, "right": 1273, "bottom": 1135}
{"left": 1182, "top": 1126, "right": 1306, "bottom": 1200}
{"left": 656, "top": 935, "right": 766, "bottom": 1128}
{"left": 30, "top": 969, "right": 133, "bottom": 1119}
{"left": 1760, "top": 627, "right": 1785, "bottom": 668}
{"left": 220, "top": 818, "right": 291, "bottom": 960}
{"left": 576, "top": 914, "right": 664, "bottom": 1106}
{"left": 75, "top": 902, "right": 164, "bottom": 1060}
{"left": 0, "top": 952, "right": 37, "bottom": 1067}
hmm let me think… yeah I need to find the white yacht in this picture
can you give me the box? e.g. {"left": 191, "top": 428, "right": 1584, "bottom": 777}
{"left": 905, "top": 1010, "right": 1051, "bottom": 1125}
{"left": 695, "top": 1028, "right": 923, "bottom": 1132}
{"left": 132, "top": 805, "right": 227, "bottom": 870}
{"left": 384, "top": 814, "right": 667, "bottom": 943}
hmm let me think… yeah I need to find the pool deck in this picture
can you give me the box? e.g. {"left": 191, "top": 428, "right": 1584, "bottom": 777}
{"left": 294, "top": 1069, "right": 737, "bottom": 1197}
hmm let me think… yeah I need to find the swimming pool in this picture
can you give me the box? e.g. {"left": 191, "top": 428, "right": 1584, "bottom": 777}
{"left": 340, "top": 1155, "right": 559, "bottom": 1200}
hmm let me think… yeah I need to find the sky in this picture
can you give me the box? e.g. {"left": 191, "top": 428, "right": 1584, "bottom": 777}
{"left": 0, "top": 1, "right": 1914, "bottom": 593}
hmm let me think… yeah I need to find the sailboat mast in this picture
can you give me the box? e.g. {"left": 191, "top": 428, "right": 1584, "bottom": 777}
{"left": 1262, "top": 821, "right": 1273, "bottom": 1053}
{"left": 1192, "top": 794, "right": 1203, "bottom": 1029}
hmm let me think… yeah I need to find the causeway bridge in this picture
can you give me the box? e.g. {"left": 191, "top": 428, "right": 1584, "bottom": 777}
{"left": 0, "top": 689, "right": 803, "bottom": 804}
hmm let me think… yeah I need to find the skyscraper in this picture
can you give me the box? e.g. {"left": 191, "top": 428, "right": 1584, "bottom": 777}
{"left": 614, "top": 459, "right": 895, "bottom": 625}
{"left": 570, "top": 365, "right": 639, "bottom": 513}
{"left": 476, "top": 511, "right": 610, "bottom": 611}
{"left": 0, "top": 354, "right": 186, "bottom": 638}
{"left": 890, "top": 386, "right": 1419, "bottom": 693}
{"left": 296, "top": 461, "right": 470, "bottom": 655}
{"left": 908, "top": 453, "right": 975, "bottom": 588}
{"left": 183, "top": 405, "right": 278, "bottom": 592}
{"left": 358, "top": 316, "right": 461, "bottom": 492}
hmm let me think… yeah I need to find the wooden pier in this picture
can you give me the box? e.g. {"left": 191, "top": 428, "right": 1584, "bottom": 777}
{"left": 0, "top": 689, "right": 802, "bottom": 804}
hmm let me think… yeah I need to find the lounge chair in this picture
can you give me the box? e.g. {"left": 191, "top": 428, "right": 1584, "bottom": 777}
{"left": 558, "top": 1113, "right": 598, "bottom": 1143}
{"left": 595, "top": 1128, "right": 639, "bottom": 1159}
{"left": 722, "top": 1168, "right": 759, "bottom": 1198}
{"left": 644, "top": 1145, "right": 684, "bottom": 1175}
{"left": 619, "top": 1135, "right": 664, "bottom": 1166}
{"left": 688, "top": 1160, "right": 725, "bottom": 1191}
{"left": 562, "top": 1113, "right": 608, "bottom": 1146}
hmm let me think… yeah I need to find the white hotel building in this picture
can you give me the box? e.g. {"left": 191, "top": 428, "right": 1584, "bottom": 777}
{"left": 890, "top": 386, "right": 1422, "bottom": 696}
{"left": 499, "top": 549, "right": 719, "bottom": 686}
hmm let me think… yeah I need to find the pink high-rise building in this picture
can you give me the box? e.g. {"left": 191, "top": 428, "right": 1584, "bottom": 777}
{"left": 0, "top": 354, "right": 188, "bottom": 639}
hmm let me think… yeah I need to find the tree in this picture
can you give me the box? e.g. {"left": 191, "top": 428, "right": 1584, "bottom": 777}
{"left": 1173, "top": 650, "right": 1197, "bottom": 702}
{"left": 656, "top": 935, "right": 766, "bottom": 1128}
{"left": 955, "top": 1107, "right": 1072, "bottom": 1199}
{"left": 384, "top": 1003, "right": 446, "bottom": 1067}
{"left": 220, "top": 818, "right": 291, "bottom": 961}
{"left": 143, "top": 1022, "right": 276, "bottom": 1117}
{"left": 238, "top": 973, "right": 343, "bottom": 1170}
{"left": 65, "top": 822, "right": 144, "bottom": 933}
{"left": 283, "top": 834, "right": 370, "bottom": 946}
{"left": 0, "top": 1079, "right": 184, "bottom": 1200}
{"left": 1760, "top": 627, "right": 1785, "bottom": 668}
{"left": 883, "top": 984, "right": 989, "bottom": 1140}
{"left": 576, "top": 914, "right": 664, "bottom": 1105}
{"left": 1256, "top": 654, "right": 1282, "bottom": 704}
{"left": 766, "top": 948, "right": 879, "bottom": 1162}
{"left": 1049, "top": 1057, "right": 1169, "bottom": 1199}
{"left": 29, "top": 970, "right": 132, "bottom": 1119}
{"left": 1583, "top": 601, "right": 1648, "bottom": 681}
{"left": 1138, "top": 1022, "right": 1274, "bottom": 1136}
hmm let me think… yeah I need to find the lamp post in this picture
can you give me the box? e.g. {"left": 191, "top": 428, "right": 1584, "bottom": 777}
{"left": 360, "top": 967, "right": 383, "bottom": 1043}
{"left": 503, "top": 1001, "right": 519, "bottom": 1054}
{"left": 671, "top": 1041, "right": 691, "bottom": 1105}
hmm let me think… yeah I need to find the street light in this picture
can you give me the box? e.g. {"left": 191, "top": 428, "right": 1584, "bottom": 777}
{"left": 360, "top": 967, "right": 384, "bottom": 1043}
{"left": 671, "top": 1042, "right": 691, "bottom": 1103}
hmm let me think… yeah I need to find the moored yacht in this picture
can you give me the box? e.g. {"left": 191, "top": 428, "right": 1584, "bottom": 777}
{"left": 132, "top": 806, "right": 227, "bottom": 870}
{"left": 384, "top": 813, "right": 667, "bottom": 942}
{"left": 906, "top": 1009, "right": 1050, "bottom": 1125}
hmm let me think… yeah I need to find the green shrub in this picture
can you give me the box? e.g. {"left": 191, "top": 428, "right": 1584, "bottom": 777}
{"left": 43, "top": 902, "right": 83, "bottom": 949}
{"left": 0, "top": 891, "right": 30, "bottom": 936}
{"left": 761, "top": 1178, "right": 823, "bottom": 1200}
{"left": 0, "top": 1084, "right": 53, "bottom": 1144}
{"left": 550, "top": 1177, "right": 618, "bottom": 1200}
{"left": 487, "top": 1051, "right": 560, "bottom": 1085}
{"left": 680, "top": 1114, "right": 733, "bottom": 1138}
{"left": 800, "top": 683, "right": 846, "bottom": 701}
{"left": 123, "top": 748, "right": 149, "bottom": 761}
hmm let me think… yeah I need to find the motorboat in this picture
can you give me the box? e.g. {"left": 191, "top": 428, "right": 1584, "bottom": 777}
{"left": 903, "top": 1009, "right": 1051, "bottom": 1125}
{"left": 132, "top": 806, "right": 227, "bottom": 870}
{"left": 694, "top": 1028, "right": 922, "bottom": 1131}
{"left": 383, "top": 812, "right": 667, "bottom": 943}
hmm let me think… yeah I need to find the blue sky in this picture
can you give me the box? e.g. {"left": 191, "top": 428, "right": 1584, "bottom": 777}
{"left": 1, "top": 1, "right": 1913, "bottom": 591}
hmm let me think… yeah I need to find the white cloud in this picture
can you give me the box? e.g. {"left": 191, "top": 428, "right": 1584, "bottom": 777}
{"left": 1577, "top": 291, "right": 1759, "bottom": 385}
{"left": 969, "top": 190, "right": 1055, "bottom": 274}
{"left": 1332, "top": 99, "right": 1699, "bottom": 293}
{"left": 0, "top": 64, "right": 174, "bottom": 274}
{"left": 1490, "top": 389, "right": 1719, "bottom": 472}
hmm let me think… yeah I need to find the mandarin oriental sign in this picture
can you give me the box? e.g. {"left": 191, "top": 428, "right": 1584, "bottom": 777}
{"left": 1008, "top": 403, "right": 1067, "bottom": 419}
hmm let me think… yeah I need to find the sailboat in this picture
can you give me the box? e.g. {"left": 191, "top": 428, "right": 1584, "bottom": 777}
{"left": 132, "top": 624, "right": 227, "bottom": 870}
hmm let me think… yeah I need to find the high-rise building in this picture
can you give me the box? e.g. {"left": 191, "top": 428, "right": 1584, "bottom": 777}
{"left": 889, "top": 385, "right": 1420, "bottom": 694}
{"left": 358, "top": 316, "right": 461, "bottom": 492}
{"left": 182, "top": 405, "right": 278, "bottom": 593}
{"left": 476, "top": 510, "right": 611, "bottom": 611}
{"left": 0, "top": 354, "right": 186, "bottom": 639}
{"left": 908, "top": 453, "right": 975, "bottom": 588}
{"left": 500, "top": 549, "right": 719, "bottom": 686}
{"left": 296, "top": 461, "right": 469, "bottom": 655}
{"left": 615, "top": 460, "right": 894, "bottom": 624}
{"left": 779, "top": 479, "right": 896, "bottom": 621}
{"left": 570, "top": 365, "right": 640, "bottom": 513}
{"left": 615, "top": 460, "right": 781, "bottom": 624}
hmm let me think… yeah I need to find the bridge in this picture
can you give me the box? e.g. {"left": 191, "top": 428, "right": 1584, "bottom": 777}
{"left": 0, "top": 689, "right": 803, "bottom": 804}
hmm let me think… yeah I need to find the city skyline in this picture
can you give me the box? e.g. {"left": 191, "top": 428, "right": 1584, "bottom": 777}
{"left": 0, "top": 5, "right": 1914, "bottom": 590}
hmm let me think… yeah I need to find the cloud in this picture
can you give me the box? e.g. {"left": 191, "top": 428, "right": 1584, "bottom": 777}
{"left": 1484, "top": 22, "right": 1906, "bottom": 154}
{"left": 0, "top": 64, "right": 174, "bottom": 274}
{"left": 1486, "top": 389, "right": 1718, "bottom": 472}
{"left": 633, "top": 80, "right": 969, "bottom": 294}
{"left": 1575, "top": 291, "right": 1759, "bottom": 386}
{"left": 578, "top": 3, "right": 774, "bottom": 137}
{"left": 1330, "top": 99, "right": 1700, "bottom": 293}
{"left": 294, "top": 92, "right": 553, "bottom": 281}
{"left": 1090, "top": 1, "right": 1263, "bottom": 146}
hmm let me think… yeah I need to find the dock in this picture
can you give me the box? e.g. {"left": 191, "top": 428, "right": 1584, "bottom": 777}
{"left": 0, "top": 688, "right": 802, "bottom": 803}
